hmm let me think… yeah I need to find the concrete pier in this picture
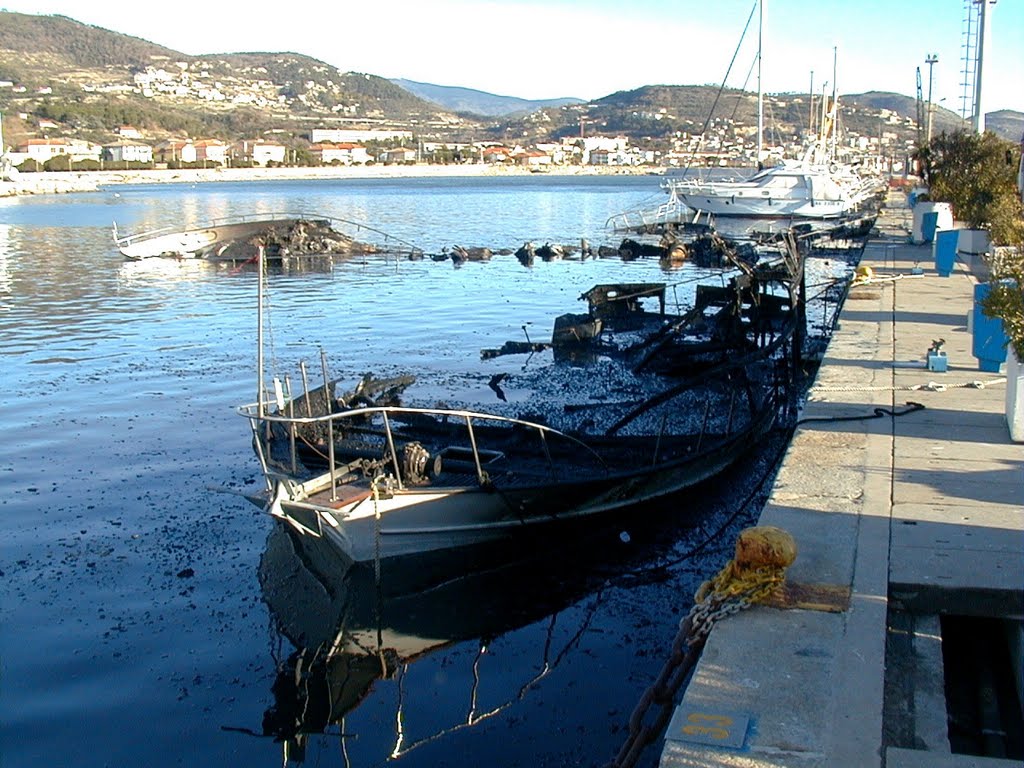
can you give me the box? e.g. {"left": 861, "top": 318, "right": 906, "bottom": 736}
{"left": 661, "top": 197, "right": 1023, "bottom": 767}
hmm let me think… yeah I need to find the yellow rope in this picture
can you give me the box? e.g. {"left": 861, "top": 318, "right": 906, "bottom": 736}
{"left": 695, "top": 526, "right": 796, "bottom": 606}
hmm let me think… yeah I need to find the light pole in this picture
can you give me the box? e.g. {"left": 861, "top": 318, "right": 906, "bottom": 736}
{"left": 925, "top": 53, "right": 938, "bottom": 142}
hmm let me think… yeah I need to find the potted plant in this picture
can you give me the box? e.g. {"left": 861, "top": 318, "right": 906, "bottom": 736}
{"left": 918, "top": 130, "right": 1024, "bottom": 440}
{"left": 981, "top": 247, "right": 1024, "bottom": 442}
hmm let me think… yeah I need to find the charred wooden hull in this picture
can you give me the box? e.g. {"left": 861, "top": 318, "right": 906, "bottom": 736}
{"left": 253, "top": 396, "right": 776, "bottom": 563}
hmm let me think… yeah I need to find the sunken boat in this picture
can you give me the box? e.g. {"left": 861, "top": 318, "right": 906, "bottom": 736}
{"left": 237, "top": 234, "right": 805, "bottom": 565}
{"left": 113, "top": 211, "right": 421, "bottom": 261}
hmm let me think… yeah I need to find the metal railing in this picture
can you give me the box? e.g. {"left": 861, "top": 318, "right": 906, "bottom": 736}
{"left": 238, "top": 401, "right": 609, "bottom": 502}
{"left": 113, "top": 210, "right": 424, "bottom": 258}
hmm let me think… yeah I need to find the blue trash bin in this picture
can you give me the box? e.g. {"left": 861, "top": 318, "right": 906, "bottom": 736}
{"left": 921, "top": 211, "right": 939, "bottom": 243}
{"left": 933, "top": 229, "right": 958, "bottom": 276}
{"left": 972, "top": 283, "right": 1008, "bottom": 372}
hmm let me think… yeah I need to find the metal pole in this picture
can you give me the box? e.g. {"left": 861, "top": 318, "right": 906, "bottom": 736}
{"left": 257, "top": 246, "right": 264, "bottom": 418}
{"left": 925, "top": 53, "right": 938, "bottom": 142}
{"left": 285, "top": 375, "right": 297, "bottom": 474}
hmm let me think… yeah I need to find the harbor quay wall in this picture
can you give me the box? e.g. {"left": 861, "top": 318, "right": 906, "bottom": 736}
{"left": 660, "top": 197, "right": 1023, "bottom": 768}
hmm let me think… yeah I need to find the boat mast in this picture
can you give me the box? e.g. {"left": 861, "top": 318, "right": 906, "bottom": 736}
{"left": 756, "top": 0, "right": 764, "bottom": 165}
{"left": 829, "top": 46, "right": 838, "bottom": 161}
{"left": 257, "top": 245, "right": 265, "bottom": 418}
{"left": 808, "top": 71, "right": 815, "bottom": 135}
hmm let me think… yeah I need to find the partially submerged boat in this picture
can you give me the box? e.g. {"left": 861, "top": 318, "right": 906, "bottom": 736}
{"left": 237, "top": 236, "right": 805, "bottom": 565}
{"left": 113, "top": 212, "right": 422, "bottom": 261}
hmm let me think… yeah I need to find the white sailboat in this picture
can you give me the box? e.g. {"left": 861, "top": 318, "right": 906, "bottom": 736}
{"left": 664, "top": 3, "right": 883, "bottom": 221}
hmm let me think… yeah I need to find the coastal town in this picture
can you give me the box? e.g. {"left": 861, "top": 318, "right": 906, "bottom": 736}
{"left": 0, "top": 55, "right": 938, "bottom": 181}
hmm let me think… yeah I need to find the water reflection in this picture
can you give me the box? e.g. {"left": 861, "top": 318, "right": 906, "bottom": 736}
{"left": 257, "top": 522, "right": 623, "bottom": 764}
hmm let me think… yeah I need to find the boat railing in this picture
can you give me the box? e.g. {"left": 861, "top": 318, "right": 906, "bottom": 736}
{"left": 606, "top": 190, "right": 700, "bottom": 232}
{"left": 113, "top": 211, "right": 424, "bottom": 258}
{"left": 237, "top": 401, "right": 610, "bottom": 499}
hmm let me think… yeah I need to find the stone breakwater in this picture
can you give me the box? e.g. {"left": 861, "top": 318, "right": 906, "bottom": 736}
{"left": 0, "top": 163, "right": 658, "bottom": 197}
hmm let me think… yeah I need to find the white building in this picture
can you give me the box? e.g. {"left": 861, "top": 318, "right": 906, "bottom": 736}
{"left": 104, "top": 141, "right": 153, "bottom": 163}
{"left": 310, "top": 129, "right": 412, "bottom": 143}
{"left": 17, "top": 138, "right": 70, "bottom": 162}
{"left": 193, "top": 139, "right": 229, "bottom": 165}
{"left": 154, "top": 139, "right": 196, "bottom": 164}
{"left": 309, "top": 142, "right": 371, "bottom": 165}
{"left": 235, "top": 139, "right": 287, "bottom": 166}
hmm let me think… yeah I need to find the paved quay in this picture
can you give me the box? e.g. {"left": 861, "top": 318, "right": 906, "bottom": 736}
{"left": 661, "top": 196, "right": 1023, "bottom": 768}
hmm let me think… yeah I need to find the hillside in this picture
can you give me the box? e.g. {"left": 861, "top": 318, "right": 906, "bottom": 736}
{"left": 0, "top": 11, "right": 469, "bottom": 148}
{"left": 986, "top": 110, "right": 1024, "bottom": 142}
{"left": 1, "top": 11, "right": 1020, "bottom": 155}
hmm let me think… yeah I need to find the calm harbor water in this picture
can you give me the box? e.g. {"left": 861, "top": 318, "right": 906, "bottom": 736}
{"left": 0, "top": 175, "right": 788, "bottom": 767}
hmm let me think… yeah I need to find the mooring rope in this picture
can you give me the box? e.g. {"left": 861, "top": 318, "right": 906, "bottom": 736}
{"left": 604, "top": 527, "right": 796, "bottom": 768}
{"left": 795, "top": 401, "right": 925, "bottom": 427}
{"left": 810, "top": 377, "right": 1006, "bottom": 394}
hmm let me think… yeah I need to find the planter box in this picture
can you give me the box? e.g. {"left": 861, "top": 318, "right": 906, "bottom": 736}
{"left": 1008, "top": 346, "right": 1024, "bottom": 443}
{"left": 911, "top": 201, "right": 953, "bottom": 244}
{"left": 957, "top": 228, "right": 990, "bottom": 255}
{"left": 933, "top": 229, "right": 958, "bottom": 277}
{"left": 972, "top": 283, "right": 1008, "bottom": 372}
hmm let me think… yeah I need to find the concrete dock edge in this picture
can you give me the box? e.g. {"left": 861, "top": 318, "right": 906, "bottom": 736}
{"left": 660, "top": 197, "right": 1024, "bottom": 768}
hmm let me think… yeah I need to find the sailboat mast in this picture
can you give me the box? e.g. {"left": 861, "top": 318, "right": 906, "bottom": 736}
{"left": 756, "top": 0, "right": 764, "bottom": 165}
{"left": 829, "top": 46, "right": 838, "bottom": 160}
{"left": 257, "top": 245, "right": 265, "bottom": 418}
{"left": 808, "top": 71, "right": 815, "bottom": 134}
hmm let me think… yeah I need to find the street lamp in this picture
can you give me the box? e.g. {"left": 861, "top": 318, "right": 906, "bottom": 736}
{"left": 925, "top": 54, "right": 938, "bottom": 142}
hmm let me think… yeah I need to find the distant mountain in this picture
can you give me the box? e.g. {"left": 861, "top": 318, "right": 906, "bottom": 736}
{"left": 392, "top": 79, "right": 583, "bottom": 116}
{"left": 986, "top": 110, "right": 1024, "bottom": 142}
{"left": 845, "top": 91, "right": 1023, "bottom": 142}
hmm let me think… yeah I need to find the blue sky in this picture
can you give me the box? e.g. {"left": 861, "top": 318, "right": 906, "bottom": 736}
{"left": 5, "top": 0, "right": 1023, "bottom": 113}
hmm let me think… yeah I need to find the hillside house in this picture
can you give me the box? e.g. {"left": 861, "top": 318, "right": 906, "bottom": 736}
{"left": 588, "top": 148, "right": 634, "bottom": 166}
{"left": 513, "top": 149, "right": 552, "bottom": 167}
{"left": 482, "top": 147, "right": 512, "bottom": 164}
{"left": 17, "top": 138, "right": 71, "bottom": 162}
{"left": 193, "top": 139, "right": 229, "bottom": 165}
{"left": 66, "top": 140, "right": 102, "bottom": 162}
{"left": 38, "top": 119, "right": 59, "bottom": 131}
{"left": 310, "top": 142, "right": 371, "bottom": 165}
{"left": 154, "top": 139, "right": 197, "bottom": 164}
{"left": 103, "top": 141, "right": 153, "bottom": 163}
{"left": 115, "top": 125, "right": 143, "bottom": 139}
{"left": 381, "top": 147, "right": 417, "bottom": 164}
{"left": 234, "top": 139, "right": 286, "bottom": 166}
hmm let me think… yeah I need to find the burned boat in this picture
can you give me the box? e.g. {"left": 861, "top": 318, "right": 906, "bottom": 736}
{"left": 113, "top": 212, "right": 421, "bottom": 261}
{"left": 237, "top": 236, "right": 804, "bottom": 565}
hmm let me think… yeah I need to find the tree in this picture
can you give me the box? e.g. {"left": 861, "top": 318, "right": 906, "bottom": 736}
{"left": 915, "top": 130, "right": 1023, "bottom": 246}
